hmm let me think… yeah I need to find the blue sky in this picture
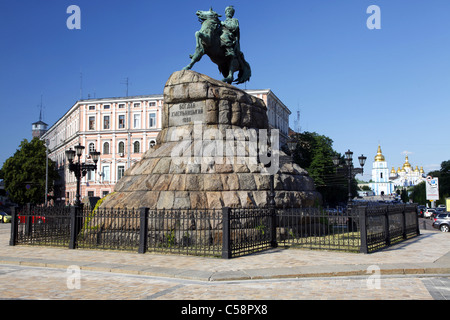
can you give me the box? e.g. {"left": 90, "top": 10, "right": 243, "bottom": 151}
{"left": 1, "top": 0, "right": 450, "bottom": 182}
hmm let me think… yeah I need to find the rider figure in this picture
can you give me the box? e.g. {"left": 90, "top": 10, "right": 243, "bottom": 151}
{"left": 220, "top": 6, "right": 240, "bottom": 58}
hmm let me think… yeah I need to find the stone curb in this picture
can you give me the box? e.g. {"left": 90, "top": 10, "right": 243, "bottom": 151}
{"left": 1, "top": 255, "right": 449, "bottom": 282}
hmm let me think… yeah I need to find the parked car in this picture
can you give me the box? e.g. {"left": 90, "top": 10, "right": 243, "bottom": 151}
{"left": 432, "top": 213, "right": 450, "bottom": 232}
{"left": 417, "top": 206, "right": 426, "bottom": 218}
{"left": 17, "top": 214, "right": 46, "bottom": 224}
{"left": 424, "top": 208, "right": 436, "bottom": 219}
{"left": 0, "top": 211, "right": 11, "bottom": 223}
{"left": 431, "top": 207, "right": 445, "bottom": 219}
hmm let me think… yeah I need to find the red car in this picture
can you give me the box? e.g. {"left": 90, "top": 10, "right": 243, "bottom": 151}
{"left": 17, "top": 214, "right": 47, "bottom": 224}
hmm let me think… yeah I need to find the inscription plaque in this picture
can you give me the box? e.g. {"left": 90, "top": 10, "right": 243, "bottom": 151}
{"left": 169, "top": 101, "right": 205, "bottom": 126}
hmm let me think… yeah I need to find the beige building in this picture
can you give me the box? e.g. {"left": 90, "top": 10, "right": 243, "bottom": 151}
{"left": 42, "top": 89, "right": 291, "bottom": 204}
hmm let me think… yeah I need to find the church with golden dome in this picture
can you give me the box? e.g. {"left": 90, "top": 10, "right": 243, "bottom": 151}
{"left": 390, "top": 155, "right": 425, "bottom": 188}
{"left": 369, "top": 145, "right": 395, "bottom": 196}
{"left": 369, "top": 145, "right": 425, "bottom": 196}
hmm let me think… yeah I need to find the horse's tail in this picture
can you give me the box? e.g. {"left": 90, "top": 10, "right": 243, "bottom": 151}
{"left": 235, "top": 53, "right": 251, "bottom": 84}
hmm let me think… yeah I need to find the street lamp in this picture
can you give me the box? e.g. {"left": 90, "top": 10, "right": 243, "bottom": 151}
{"left": 287, "top": 138, "right": 297, "bottom": 155}
{"left": 65, "top": 143, "right": 100, "bottom": 206}
{"left": 334, "top": 150, "right": 366, "bottom": 203}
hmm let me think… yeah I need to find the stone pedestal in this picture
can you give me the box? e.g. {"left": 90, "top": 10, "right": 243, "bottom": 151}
{"left": 101, "top": 70, "right": 321, "bottom": 209}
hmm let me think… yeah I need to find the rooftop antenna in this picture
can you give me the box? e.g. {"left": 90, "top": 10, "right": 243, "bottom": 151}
{"left": 121, "top": 77, "right": 130, "bottom": 97}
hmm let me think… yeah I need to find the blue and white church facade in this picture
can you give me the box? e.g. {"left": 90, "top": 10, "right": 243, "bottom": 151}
{"left": 369, "top": 146, "right": 395, "bottom": 196}
{"left": 369, "top": 145, "right": 425, "bottom": 196}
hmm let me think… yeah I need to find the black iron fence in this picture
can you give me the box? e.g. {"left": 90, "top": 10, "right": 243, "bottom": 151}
{"left": 9, "top": 203, "right": 420, "bottom": 258}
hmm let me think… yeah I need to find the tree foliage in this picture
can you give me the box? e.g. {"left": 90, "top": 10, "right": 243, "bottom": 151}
{"left": 290, "top": 131, "right": 351, "bottom": 206}
{"left": 0, "top": 138, "right": 59, "bottom": 205}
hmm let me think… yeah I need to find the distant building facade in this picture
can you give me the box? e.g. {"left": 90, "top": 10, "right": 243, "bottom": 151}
{"left": 42, "top": 89, "right": 291, "bottom": 204}
{"left": 390, "top": 155, "right": 425, "bottom": 188}
{"left": 369, "top": 145, "right": 395, "bottom": 196}
{"left": 32, "top": 120, "right": 48, "bottom": 138}
{"left": 369, "top": 145, "right": 425, "bottom": 196}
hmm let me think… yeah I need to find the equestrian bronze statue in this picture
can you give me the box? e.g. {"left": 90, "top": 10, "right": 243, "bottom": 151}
{"left": 183, "top": 6, "right": 251, "bottom": 85}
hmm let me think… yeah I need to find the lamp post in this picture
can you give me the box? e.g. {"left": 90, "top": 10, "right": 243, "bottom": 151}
{"left": 65, "top": 143, "right": 100, "bottom": 206}
{"left": 333, "top": 150, "right": 367, "bottom": 203}
{"left": 287, "top": 138, "right": 297, "bottom": 156}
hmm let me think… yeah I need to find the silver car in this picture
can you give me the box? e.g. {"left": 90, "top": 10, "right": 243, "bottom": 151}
{"left": 432, "top": 213, "right": 450, "bottom": 232}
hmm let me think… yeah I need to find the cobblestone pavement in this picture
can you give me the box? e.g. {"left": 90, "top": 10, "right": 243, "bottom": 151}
{"left": 0, "top": 264, "right": 448, "bottom": 300}
{"left": 1, "top": 224, "right": 449, "bottom": 301}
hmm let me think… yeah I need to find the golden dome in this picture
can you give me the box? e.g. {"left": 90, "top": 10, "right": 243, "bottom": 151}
{"left": 403, "top": 155, "right": 412, "bottom": 168}
{"left": 420, "top": 166, "right": 424, "bottom": 174}
{"left": 391, "top": 167, "right": 396, "bottom": 174}
{"left": 374, "top": 145, "right": 385, "bottom": 162}
{"left": 414, "top": 166, "right": 419, "bottom": 172}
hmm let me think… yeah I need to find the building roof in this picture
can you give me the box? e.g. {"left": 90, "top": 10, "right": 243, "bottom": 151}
{"left": 32, "top": 120, "right": 48, "bottom": 126}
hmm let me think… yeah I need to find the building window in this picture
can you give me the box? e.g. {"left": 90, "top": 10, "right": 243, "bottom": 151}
{"left": 89, "top": 105, "right": 95, "bottom": 110}
{"left": 103, "top": 104, "right": 110, "bottom": 110}
{"left": 149, "top": 140, "right": 156, "bottom": 148}
{"left": 149, "top": 112, "right": 156, "bottom": 128}
{"left": 103, "top": 142, "right": 110, "bottom": 155}
{"left": 118, "top": 141, "right": 125, "bottom": 154}
{"left": 134, "top": 103, "right": 141, "bottom": 108}
{"left": 133, "top": 141, "right": 140, "bottom": 153}
{"left": 89, "top": 143, "right": 95, "bottom": 153}
{"left": 89, "top": 116, "right": 95, "bottom": 130}
{"left": 118, "top": 103, "right": 125, "bottom": 109}
{"left": 102, "top": 165, "right": 110, "bottom": 182}
{"left": 133, "top": 114, "right": 141, "bottom": 129}
{"left": 117, "top": 165, "right": 125, "bottom": 180}
{"left": 118, "top": 115, "right": 125, "bottom": 129}
{"left": 102, "top": 191, "right": 109, "bottom": 198}
{"left": 149, "top": 102, "right": 156, "bottom": 107}
{"left": 87, "top": 191, "right": 94, "bottom": 197}
{"left": 103, "top": 115, "right": 110, "bottom": 129}
{"left": 87, "top": 169, "right": 94, "bottom": 181}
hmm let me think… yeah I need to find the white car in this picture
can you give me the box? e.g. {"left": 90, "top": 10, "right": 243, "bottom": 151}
{"left": 424, "top": 208, "right": 435, "bottom": 219}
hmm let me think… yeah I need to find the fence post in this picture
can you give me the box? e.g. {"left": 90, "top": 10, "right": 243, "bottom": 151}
{"left": 222, "top": 207, "right": 231, "bottom": 259}
{"left": 69, "top": 205, "right": 80, "bottom": 249}
{"left": 269, "top": 175, "right": 278, "bottom": 248}
{"left": 359, "top": 206, "right": 368, "bottom": 254}
{"left": 402, "top": 204, "right": 407, "bottom": 240}
{"left": 384, "top": 206, "right": 391, "bottom": 246}
{"left": 25, "top": 203, "right": 32, "bottom": 237}
{"left": 270, "top": 207, "right": 278, "bottom": 249}
{"left": 415, "top": 204, "right": 420, "bottom": 236}
{"left": 9, "top": 206, "right": 18, "bottom": 246}
{"left": 138, "top": 207, "right": 149, "bottom": 254}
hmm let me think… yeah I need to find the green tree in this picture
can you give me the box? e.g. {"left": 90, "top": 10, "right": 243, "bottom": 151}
{"left": 291, "top": 131, "right": 349, "bottom": 206}
{"left": 410, "top": 182, "right": 426, "bottom": 205}
{"left": 1, "top": 138, "right": 59, "bottom": 205}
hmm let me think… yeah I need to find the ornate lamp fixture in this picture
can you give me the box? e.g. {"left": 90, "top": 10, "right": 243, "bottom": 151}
{"left": 65, "top": 143, "right": 100, "bottom": 206}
